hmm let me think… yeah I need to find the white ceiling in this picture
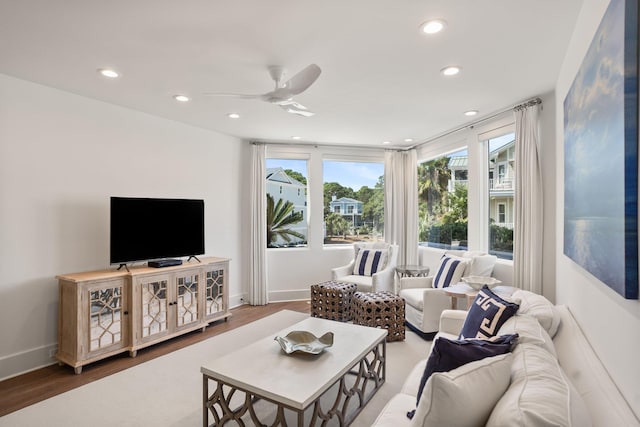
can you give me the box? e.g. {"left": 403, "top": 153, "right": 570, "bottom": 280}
{"left": 0, "top": 0, "right": 583, "bottom": 148}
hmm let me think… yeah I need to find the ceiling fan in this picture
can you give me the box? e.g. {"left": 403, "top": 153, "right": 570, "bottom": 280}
{"left": 204, "top": 64, "right": 321, "bottom": 117}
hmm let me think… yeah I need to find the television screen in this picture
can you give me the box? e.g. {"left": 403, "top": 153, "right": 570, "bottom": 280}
{"left": 110, "top": 197, "right": 205, "bottom": 264}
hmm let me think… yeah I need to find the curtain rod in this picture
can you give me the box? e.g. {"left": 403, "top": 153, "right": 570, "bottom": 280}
{"left": 252, "top": 96, "right": 543, "bottom": 151}
{"left": 250, "top": 140, "right": 385, "bottom": 151}
{"left": 409, "top": 96, "right": 543, "bottom": 151}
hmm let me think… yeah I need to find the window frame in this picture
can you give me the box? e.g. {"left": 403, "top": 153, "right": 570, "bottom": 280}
{"left": 265, "top": 154, "right": 310, "bottom": 250}
{"left": 416, "top": 113, "right": 515, "bottom": 258}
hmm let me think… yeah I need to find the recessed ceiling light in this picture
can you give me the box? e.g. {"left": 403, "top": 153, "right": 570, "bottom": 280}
{"left": 382, "top": 141, "right": 391, "bottom": 145}
{"left": 173, "top": 95, "right": 190, "bottom": 102}
{"left": 464, "top": 110, "right": 479, "bottom": 116}
{"left": 98, "top": 68, "right": 119, "bottom": 78}
{"left": 291, "top": 136, "right": 301, "bottom": 140}
{"left": 404, "top": 138, "right": 414, "bottom": 143}
{"left": 441, "top": 66, "right": 461, "bottom": 77}
{"left": 420, "top": 19, "right": 447, "bottom": 35}
{"left": 227, "top": 113, "right": 240, "bottom": 119}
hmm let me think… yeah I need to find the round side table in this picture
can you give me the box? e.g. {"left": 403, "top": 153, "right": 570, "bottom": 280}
{"left": 395, "top": 265, "right": 430, "bottom": 279}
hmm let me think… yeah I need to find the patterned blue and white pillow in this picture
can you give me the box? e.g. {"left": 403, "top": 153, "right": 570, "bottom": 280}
{"left": 433, "top": 255, "right": 468, "bottom": 288}
{"left": 459, "top": 286, "right": 520, "bottom": 339}
{"left": 353, "top": 249, "right": 388, "bottom": 276}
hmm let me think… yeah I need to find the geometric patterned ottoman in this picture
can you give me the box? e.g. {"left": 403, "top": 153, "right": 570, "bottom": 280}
{"left": 352, "top": 291, "right": 406, "bottom": 341}
{"left": 310, "top": 281, "right": 358, "bottom": 322}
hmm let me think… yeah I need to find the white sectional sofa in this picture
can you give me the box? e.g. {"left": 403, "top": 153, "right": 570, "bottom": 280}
{"left": 372, "top": 290, "right": 640, "bottom": 427}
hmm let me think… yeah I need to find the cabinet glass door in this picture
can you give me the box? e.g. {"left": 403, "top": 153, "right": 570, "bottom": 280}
{"left": 176, "top": 274, "right": 199, "bottom": 327}
{"left": 205, "top": 269, "right": 225, "bottom": 315}
{"left": 89, "top": 284, "right": 125, "bottom": 352}
{"left": 141, "top": 279, "right": 168, "bottom": 338}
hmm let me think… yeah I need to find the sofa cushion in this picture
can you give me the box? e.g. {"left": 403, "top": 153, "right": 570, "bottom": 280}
{"left": 414, "top": 334, "right": 519, "bottom": 408}
{"left": 497, "top": 314, "right": 557, "bottom": 357}
{"left": 510, "top": 290, "right": 561, "bottom": 338}
{"left": 411, "top": 353, "right": 513, "bottom": 427}
{"left": 433, "top": 255, "right": 468, "bottom": 288}
{"left": 486, "top": 343, "right": 592, "bottom": 427}
{"left": 459, "top": 285, "right": 519, "bottom": 339}
{"left": 353, "top": 248, "right": 388, "bottom": 276}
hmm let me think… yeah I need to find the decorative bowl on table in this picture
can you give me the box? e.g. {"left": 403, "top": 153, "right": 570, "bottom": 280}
{"left": 461, "top": 276, "right": 502, "bottom": 290}
{"left": 274, "top": 331, "right": 334, "bottom": 355}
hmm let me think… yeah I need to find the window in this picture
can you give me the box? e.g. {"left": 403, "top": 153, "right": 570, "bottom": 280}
{"left": 487, "top": 133, "right": 515, "bottom": 259}
{"left": 418, "top": 149, "right": 468, "bottom": 250}
{"left": 265, "top": 159, "right": 308, "bottom": 248}
{"left": 498, "top": 203, "right": 506, "bottom": 223}
{"left": 323, "top": 160, "right": 384, "bottom": 244}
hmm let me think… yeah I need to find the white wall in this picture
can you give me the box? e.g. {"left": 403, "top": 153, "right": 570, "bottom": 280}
{"left": 0, "top": 74, "right": 248, "bottom": 379}
{"left": 555, "top": 0, "right": 640, "bottom": 416}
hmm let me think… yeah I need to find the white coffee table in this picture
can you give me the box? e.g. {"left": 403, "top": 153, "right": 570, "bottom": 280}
{"left": 201, "top": 316, "right": 387, "bottom": 426}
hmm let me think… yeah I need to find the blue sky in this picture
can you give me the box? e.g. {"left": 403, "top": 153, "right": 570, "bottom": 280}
{"left": 266, "top": 158, "right": 384, "bottom": 190}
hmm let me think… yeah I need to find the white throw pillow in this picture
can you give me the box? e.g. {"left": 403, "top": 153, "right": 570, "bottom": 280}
{"left": 467, "top": 254, "right": 498, "bottom": 277}
{"left": 433, "top": 255, "right": 468, "bottom": 288}
{"left": 445, "top": 252, "right": 497, "bottom": 278}
{"left": 411, "top": 353, "right": 513, "bottom": 427}
{"left": 510, "top": 290, "right": 561, "bottom": 338}
{"left": 352, "top": 248, "right": 388, "bottom": 276}
{"left": 487, "top": 343, "right": 592, "bottom": 427}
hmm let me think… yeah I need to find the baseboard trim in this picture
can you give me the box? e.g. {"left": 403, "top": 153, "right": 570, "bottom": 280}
{"left": 268, "top": 288, "right": 310, "bottom": 302}
{"left": 0, "top": 343, "right": 58, "bottom": 381}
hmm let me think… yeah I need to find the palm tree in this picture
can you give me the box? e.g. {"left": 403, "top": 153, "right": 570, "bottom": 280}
{"left": 418, "top": 157, "right": 451, "bottom": 217}
{"left": 266, "top": 194, "right": 305, "bottom": 247}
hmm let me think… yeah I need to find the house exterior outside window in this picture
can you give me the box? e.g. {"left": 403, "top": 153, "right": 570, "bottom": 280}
{"left": 265, "top": 164, "right": 308, "bottom": 247}
{"left": 488, "top": 134, "right": 515, "bottom": 259}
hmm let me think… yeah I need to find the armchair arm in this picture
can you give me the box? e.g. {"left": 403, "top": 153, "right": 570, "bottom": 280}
{"left": 331, "top": 262, "right": 355, "bottom": 280}
{"left": 439, "top": 309, "right": 468, "bottom": 336}
{"left": 371, "top": 265, "right": 396, "bottom": 293}
{"left": 398, "top": 276, "right": 435, "bottom": 291}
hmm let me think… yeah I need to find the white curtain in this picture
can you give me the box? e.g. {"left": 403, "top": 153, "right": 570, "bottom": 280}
{"left": 384, "top": 149, "right": 419, "bottom": 266}
{"left": 514, "top": 101, "right": 543, "bottom": 294}
{"left": 249, "top": 143, "right": 268, "bottom": 305}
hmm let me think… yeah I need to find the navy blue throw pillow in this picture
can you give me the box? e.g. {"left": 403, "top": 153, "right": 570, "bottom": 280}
{"left": 459, "top": 285, "right": 520, "bottom": 340}
{"left": 407, "top": 333, "right": 519, "bottom": 419}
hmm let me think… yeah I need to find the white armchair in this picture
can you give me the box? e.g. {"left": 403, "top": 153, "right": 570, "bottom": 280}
{"left": 399, "top": 246, "right": 513, "bottom": 339}
{"left": 331, "top": 242, "right": 398, "bottom": 293}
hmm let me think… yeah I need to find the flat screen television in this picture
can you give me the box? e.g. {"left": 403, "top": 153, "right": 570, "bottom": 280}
{"left": 110, "top": 197, "right": 205, "bottom": 265}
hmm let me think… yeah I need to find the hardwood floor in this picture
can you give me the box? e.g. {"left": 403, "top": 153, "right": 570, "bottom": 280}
{"left": 0, "top": 300, "right": 310, "bottom": 417}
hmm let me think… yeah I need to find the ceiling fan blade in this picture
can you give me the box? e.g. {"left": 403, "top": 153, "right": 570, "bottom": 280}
{"left": 202, "top": 92, "right": 262, "bottom": 99}
{"left": 279, "top": 103, "right": 315, "bottom": 117}
{"left": 282, "top": 64, "right": 321, "bottom": 95}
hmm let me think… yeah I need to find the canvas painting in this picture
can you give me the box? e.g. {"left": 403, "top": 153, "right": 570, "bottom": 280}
{"left": 563, "top": 0, "right": 638, "bottom": 299}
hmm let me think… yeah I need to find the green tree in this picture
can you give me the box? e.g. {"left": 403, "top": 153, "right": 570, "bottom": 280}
{"left": 442, "top": 183, "right": 468, "bottom": 224}
{"left": 325, "top": 212, "right": 350, "bottom": 237}
{"left": 417, "top": 157, "right": 451, "bottom": 218}
{"left": 266, "top": 194, "right": 305, "bottom": 247}
{"left": 283, "top": 169, "right": 307, "bottom": 185}
{"left": 362, "top": 176, "right": 385, "bottom": 232}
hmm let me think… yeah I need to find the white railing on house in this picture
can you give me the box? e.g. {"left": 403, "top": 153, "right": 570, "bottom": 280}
{"left": 490, "top": 178, "right": 514, "bottom": 190}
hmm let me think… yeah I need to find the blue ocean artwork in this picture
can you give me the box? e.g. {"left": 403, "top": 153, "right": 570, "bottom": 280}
{"left": 563, "top": 0, "right": 638, "bottom": 299}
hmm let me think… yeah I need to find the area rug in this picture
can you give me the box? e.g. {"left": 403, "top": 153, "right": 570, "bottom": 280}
{"left": 0, "top": 310, "right": 431, "bottom": 426}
